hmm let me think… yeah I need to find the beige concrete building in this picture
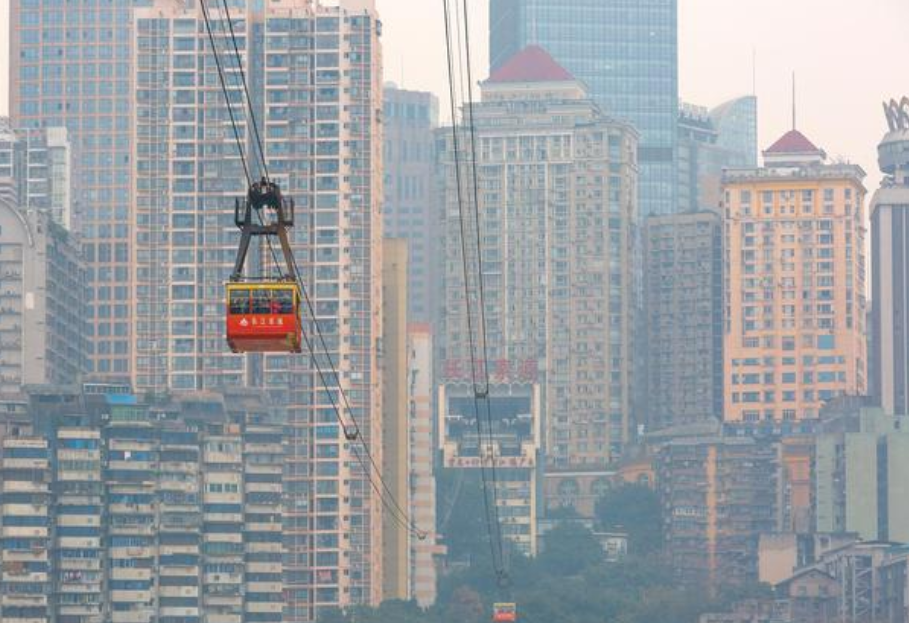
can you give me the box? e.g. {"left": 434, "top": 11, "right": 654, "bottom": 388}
{"left": 439, "top": 46, "right": 638, "bottom": 468}
{"left": 0, "top": 197, "right": 86, "bottom": 395}
{"left": 382, "top": 239, "right": 409, "bottom": 601}
{"left": 407, "top": 323, "right": 443, "bottom": 606}
{"left": 722, "top": 129, "right": 867, "bottom": 423}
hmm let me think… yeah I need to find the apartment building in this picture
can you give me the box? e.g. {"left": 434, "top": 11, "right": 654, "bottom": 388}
{"left": 439, "top": 46, "right": 638, "bottom": 468}
{"left": 723, "top": 130, "right": 867, "bottom": 423}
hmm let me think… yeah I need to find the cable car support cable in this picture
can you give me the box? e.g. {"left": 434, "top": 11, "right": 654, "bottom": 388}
{"left": 205, "top": 0, "right": 427, "bottom": 540}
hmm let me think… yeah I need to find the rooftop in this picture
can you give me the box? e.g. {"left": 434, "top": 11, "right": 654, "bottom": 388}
{"left": 487, "top": 45, "right": 574, "bottom": 84}
{"left": 764, "top": 129, "right": 822, "bottom": 155}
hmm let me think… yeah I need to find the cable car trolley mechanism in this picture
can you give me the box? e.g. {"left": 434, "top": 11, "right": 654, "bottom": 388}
{"left": 225, "top": 178, "right": 303, "bottom": 354}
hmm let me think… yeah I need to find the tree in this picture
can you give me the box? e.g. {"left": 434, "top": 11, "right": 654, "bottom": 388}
{"left": 595, "top": 484, "right": 663, "bottom": 555}
{"left": 444, "top": 586, "right": 485, "bottom": 623}
{"left": 537, "top": 522, "right": 604, "bottom": 577}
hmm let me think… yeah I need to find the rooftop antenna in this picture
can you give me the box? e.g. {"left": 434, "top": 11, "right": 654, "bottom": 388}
{"left": 791, "top": 71, "right": 797, "bottom": 130}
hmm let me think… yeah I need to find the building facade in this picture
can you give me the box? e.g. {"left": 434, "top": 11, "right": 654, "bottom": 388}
{"left": 407, "top": 324, "right": 442, "bottom": 607}
{"left": 381, "top": 239, "right": 409, "bottom": 601}
{"left": 10, "top": 0, "right": 139, "bottom": 376}
{"left": 438, "top": 384, "right": 541, "bottom": 557}
{"left": 439, "top": 47, "right": 638, "bottom": 467}
{"left": 678, "top": 97, "right": 758, "bottom": 214}
{"left": 489, "top": 0, "right": 677, "bottom": 217}
{"left": 722, "top": 130, "right": 868, "bottom": 423}
{"left": 871, "top": 96, "right": 909, "bottom": 416}
{"left": 131, "top": 1, "right": 385, "bottom": 617}
{"left": 0, "top": 119, "right": 74, "bottom": 230}
{"left": 0, "top": 385, "right": 285, "bottom": 623}
{"left": 657, "top": 433, "right": 778, "bottom": 592}
{"left": 383, "top": 86, "right": 441, "bottom": 326}
{"left": 644, "top": 210, "right": 724, "bottom": 429}
{"left": 813, "top": 407, "right": 909, "bottom": 543}
{"left": 0, "top": 198, "right": 86, "bottom": 395}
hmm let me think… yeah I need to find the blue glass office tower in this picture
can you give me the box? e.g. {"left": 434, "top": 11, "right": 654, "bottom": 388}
{"left": 490, "top": 0, "right": 679, "bottom": 216}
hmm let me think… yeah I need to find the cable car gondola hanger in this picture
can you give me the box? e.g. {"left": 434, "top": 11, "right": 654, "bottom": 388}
{"left": 225, "top": 178, "right": 303, "bottom": 354}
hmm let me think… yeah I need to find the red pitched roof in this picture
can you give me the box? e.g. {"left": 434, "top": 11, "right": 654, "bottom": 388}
{"left": 765, "top": 129, "right": 821, "bottom": 154}
{"left": 487, "top": 46, "right": 574, "bottom": 84}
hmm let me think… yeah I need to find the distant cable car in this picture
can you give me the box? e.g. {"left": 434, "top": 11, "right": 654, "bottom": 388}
{"left": 225, "top": 178, "right": 303, "bottom": 354}
{"left": 492, "top": 603, "right": 517, "bottom": 623}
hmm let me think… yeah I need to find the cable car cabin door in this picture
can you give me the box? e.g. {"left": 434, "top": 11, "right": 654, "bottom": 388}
{"left": 226, "top": 283, "right": 302, "bottom": 353}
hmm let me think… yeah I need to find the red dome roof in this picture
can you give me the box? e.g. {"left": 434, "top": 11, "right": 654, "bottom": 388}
{"left": 488, "top": 46, "right": 575, "bottom": 84}
{"left": 764, "top": 129, "right": 821, "bottom": 154}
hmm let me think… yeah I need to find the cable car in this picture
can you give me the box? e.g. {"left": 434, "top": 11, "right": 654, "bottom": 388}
{"left": 226, "top": 178, "right": 303, "bottom": 354}
{"left": 492, "top": 603, "right": 517, "bottom": 623}
{"left": 226, "top": 281, "right": 301, "bottom": 353}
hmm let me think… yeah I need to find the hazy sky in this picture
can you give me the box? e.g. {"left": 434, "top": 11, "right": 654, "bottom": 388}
{"left": 2, "top": 0, "right": 907, "bottom": 186}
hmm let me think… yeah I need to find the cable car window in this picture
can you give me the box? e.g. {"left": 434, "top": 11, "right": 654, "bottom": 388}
{"left": 277, "top": 289, "right": 294, "bottom": 314}
{"left": 252, "top": 290, "right": 271, "bottom": 314}
{"left": 229, "top": 289, "right": 250, "bottom": 314}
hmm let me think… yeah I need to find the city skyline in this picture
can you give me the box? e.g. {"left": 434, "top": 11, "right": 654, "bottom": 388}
{"left": 1, "top": 0, "right": 904, "bottom": 188}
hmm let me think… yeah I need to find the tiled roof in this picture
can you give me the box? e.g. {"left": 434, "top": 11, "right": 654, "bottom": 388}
{"left": 765, "top": 129, "right": 821, "bottom": 154}
{"left": 487, "top": 45, "right": 574, "bottom": 84}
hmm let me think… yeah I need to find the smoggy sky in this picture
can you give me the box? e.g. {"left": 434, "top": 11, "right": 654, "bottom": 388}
{"left": 2, "top": 0, "right": 907, "bottom": 187}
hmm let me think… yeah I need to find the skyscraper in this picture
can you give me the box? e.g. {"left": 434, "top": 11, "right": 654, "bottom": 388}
{"left": 677, "top": 96, "right": 758, "bottom": 214}
{"left": 10, "top": 0, "right": 140, "bottom": 376}
{"left": 383, "top": 87, "right": 441, "bottom": 326}
{"left": 871, "top": 97, "right": 909, "bottom": 416}
{"left": 131, "top": 1, "right": 385, "bottom": 618}
{"left": 490, "top": 0, "right": 678, "bottom": 217}
{"left": 722, "top": 130, "right": 867, "bottom": 423}
{"left": 439, "top": 47, "right": 638, "bottom": 466}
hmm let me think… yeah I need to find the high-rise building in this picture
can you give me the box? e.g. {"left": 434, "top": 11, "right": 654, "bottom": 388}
{"left": 722, "top": 130, "right": 867, "bottom": 423}
{"left": 0, "top": 197, "right": 87, "bottom": 395}
{"left": 871, "top": 96, "right": 909, "bottom": 416}
{"left": 382, "top": 239, "right": 409, "bottom": 601}
{"left": 131, "top": 2, "right": 385, "bottom": 617}
{"left": 439, "top": 47, "right": 638, "bottom": 467}
{"left": 407, "top": 323, "right": 442, "bottom": 607}
{"left": 10, "top": 0, "right": 138, "bottom": 376}
{"left": 490, "top": 0, "right": 677, "bottom": 217}
{"left": 383, "top": 86, "right": 441, "bottom": 326}
{"left": 677, "top": 97, "right": 758, "bottom": 214}
{"left": 644, "top": 210, "right": 724, "bottom": 429}
{"left": 0, "top": 118, "right": 74, "bottom": 229}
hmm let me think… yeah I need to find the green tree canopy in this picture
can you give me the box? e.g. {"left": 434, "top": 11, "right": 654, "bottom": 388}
{"left": 595, "top": 483, "right": 663, "bottom": 555}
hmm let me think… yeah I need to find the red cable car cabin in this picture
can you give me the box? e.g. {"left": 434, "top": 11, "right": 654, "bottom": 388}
{"left": 225, "top": 178, "right": 302, "bottom": 354}
{"left": 226, "top": 282, "right": 302, "bottom": 353}
{"left": 492, "top": 603, "right": 517, "bottom": 623}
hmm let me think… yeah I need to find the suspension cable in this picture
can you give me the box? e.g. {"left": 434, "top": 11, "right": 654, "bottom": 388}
{"left": 207, "top": 0, "right": 426, "bottom": 539}
{"left": 459, "top": 0, "right": 506, "bottom": 574}
{"left": 442, "top": 0, "right": 506, "bottom": 578}
{"left": 216, "top": 0, "right": 271, "bottom": 183}
{"left": 199, "top": 0, "right": 251, "bottom": 187}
